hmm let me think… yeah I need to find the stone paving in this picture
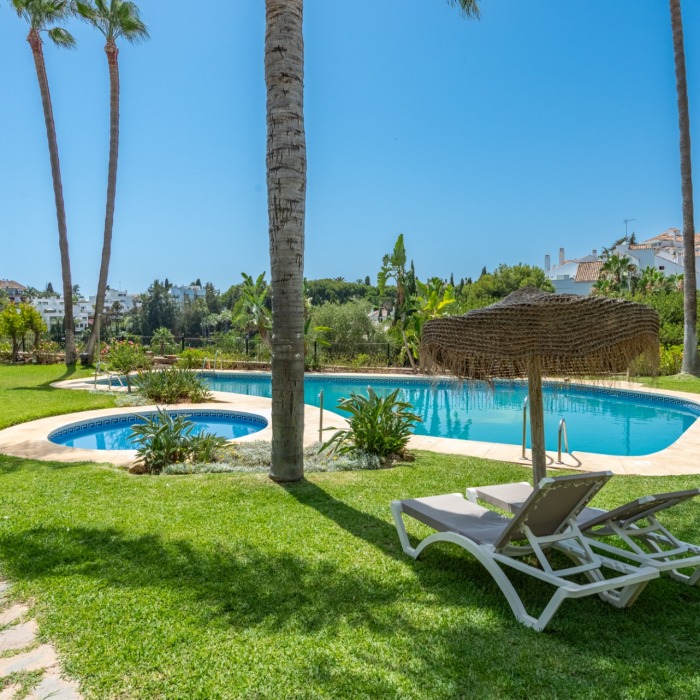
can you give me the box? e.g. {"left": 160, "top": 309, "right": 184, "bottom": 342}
{"left": 0, "top": 581, "right": 82, "bottom": 700}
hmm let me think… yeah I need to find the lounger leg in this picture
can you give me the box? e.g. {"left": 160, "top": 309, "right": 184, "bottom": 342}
{"left": 390, "top": 503, "right": 570, "bottom": 631}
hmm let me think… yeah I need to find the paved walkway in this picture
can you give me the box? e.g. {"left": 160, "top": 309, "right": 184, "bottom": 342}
{"left": 0, "top": 581, "right": 82, "bottom": 700}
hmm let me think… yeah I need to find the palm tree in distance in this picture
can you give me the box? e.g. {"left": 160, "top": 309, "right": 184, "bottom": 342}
{"left": 76, "top": 0, "right": 149, "bottom": 363}
{"left": 265, "top": 0, "right": 307, "bottom": 482}
{"left": 669, "top": 0, "right": 699, "bottom": 374}
{"left": 12, "top": 0, "right": 78, "bottom": 365}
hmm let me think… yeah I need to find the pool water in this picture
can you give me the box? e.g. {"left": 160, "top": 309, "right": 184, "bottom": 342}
{"left": 202, "top": 373, "right": 700, "bottom": 456}
{"left": 49, "top": 410, "right": 267, "bottom": 450}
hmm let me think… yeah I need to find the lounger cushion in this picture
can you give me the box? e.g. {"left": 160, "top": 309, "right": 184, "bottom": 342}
{"left": 400, "top": 494, "right": 511, "bottom": 546}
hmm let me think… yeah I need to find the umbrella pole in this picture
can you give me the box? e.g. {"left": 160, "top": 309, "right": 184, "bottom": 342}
{"left": 527, "top": 356, "right": 547, "bottom": 484}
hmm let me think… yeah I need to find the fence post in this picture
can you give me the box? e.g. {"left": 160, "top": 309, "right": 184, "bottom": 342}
{"left": 387, "top": 342, "right": 391, "bottom": 367}
{"left": 181, "top": 336, "right": 185, "bottom": 351}
{"left": 245, "top": 336, "right": 249, "bottom": 356}
{"left": 314, "top": 341, "right": 318, "bottom": 364}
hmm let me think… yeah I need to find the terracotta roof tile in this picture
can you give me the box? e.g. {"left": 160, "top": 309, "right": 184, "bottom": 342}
{"left": 574, "top": 261, "right": 604, "bottom": 283}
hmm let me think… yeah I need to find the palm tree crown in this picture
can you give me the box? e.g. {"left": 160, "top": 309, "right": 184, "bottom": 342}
{"left": 73, "top": 1, "right": 148, "bottom": 44}
{"left": 12, "top": 0, "right": 76, "bottom": 46}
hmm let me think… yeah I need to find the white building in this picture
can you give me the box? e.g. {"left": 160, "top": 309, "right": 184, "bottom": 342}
{"left": 31, "top": 297, "right": 92, "bottom": 332}
{"left": 88, "top": 288, "right": 140, "bottom": 313}
{"left": 170, "top": 284, "right": 206, "bottom": 306}
{"left": 545, "top": 228, "right": 700, "bottom": 295}
{"left": 544, "top": 248, "right": 601, "bottom": 295}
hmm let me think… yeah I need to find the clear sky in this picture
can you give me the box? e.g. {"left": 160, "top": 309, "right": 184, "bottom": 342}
{"left": 1, "top": 0, "right": 698, "bottom": 296}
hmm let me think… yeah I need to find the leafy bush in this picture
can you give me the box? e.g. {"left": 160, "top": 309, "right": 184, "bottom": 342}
{"left": 107, "top": 341, "right": 152, "bottom": 392}
{"left": 321, "top": 387, "right": 421, "bottom": 461}
{"left": 130, "top": 408, "right": 228, "bottom": 474}
{"left": 34, "top": 340, "right": 61, "bottom": 364}
{"left": 177, "top": 348, "right": 208, "bottom": 369}
{"left": 134, "top": 368, "right": 212, "bottom": 404}
{"left": 660, "top": 345, "right": 683, "bottom": 375}
{"left": 0, "top": 341, "right": 13, "bottom": 363}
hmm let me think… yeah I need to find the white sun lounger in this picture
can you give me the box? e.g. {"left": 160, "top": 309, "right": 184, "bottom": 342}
{"left": 391, "top": 472, "right": 659, "bottom": 631}
{"left": 466, "top": 481, "right": 700, "bottom": 585}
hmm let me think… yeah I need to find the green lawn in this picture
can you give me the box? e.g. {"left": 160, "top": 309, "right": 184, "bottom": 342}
{"left": 637, "top": 373, "right": 700, "bottom": 395}
{"left": 0, "top": 364, "right": 115, "bottom": 429}
{"left": 1, "top": 366, "right": 700, "bottom": 699}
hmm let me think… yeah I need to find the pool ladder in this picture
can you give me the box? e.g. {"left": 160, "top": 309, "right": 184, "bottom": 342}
{"left": 94, "top": 361, "right": 124, "bottom": 392}
{"left": 521, "top": 397, "right": 573, "bottom": 464}
{"left": 202, "top": 350, "right": 222, "bottom": 374}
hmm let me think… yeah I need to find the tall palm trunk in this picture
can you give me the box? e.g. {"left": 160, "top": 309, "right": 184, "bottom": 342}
{"left": 28, "top": 28, "right": 77, "bottom": 365}
{"left": 265, "top": 0, "right": 306, "bottom": 482}
{"left": 670, "top": 0, "right": 699, "bottom": 374}
{"left": 85, "top": 39, "right": 120, "bottom": 362}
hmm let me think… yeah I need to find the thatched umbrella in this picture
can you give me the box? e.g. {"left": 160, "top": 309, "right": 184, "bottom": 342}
{"left": 421, "top": 287, "right": 659, "bottom": 483}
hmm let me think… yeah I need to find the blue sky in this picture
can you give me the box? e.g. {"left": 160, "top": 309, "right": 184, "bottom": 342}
{"left": 1, "top": 0, "right": 698, "bottom": 295}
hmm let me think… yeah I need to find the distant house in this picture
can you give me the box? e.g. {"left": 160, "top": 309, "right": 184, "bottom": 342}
{"left": 544, "top": 228, "right": 700, "bottom": 295}
{"left": 0, "top": 279, "right": 28, "bottom": 303}
{"left": 544, "top": 248, "right": 600, "bottom": 294}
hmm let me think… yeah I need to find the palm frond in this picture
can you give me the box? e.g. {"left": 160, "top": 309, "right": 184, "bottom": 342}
{"left": 48, "top": 26, "right": 77, "bottom": 48}
{"left": 448, "top": 0, "right": 481, "bottom": 20}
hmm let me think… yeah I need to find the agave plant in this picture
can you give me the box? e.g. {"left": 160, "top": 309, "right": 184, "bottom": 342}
{"left": 321, "top": 387, "right": 421, "bottom": 460}
{"left": 129, "top": 408, "right": 228, "bottom": 474}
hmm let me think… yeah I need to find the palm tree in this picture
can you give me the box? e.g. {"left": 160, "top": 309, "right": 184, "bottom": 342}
{"left": 265, "top": 0, "right": 307, "bottom": 482}
{"left": 12, "top": 0, "right": 78, "bottom": 365}
{"left": 670, "top": 0, "right": 699, "bottom": 374}
{"left": 233, "top": 273, "right": 272, "bottom": 349}
{"left": 597, "top": 254, "right": 639, "bottom": 294}
{"left": 76, "top": 1, "right": 149, "bottom": 363}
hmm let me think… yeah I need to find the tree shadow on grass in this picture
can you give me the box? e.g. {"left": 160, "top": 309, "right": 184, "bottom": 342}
{"left": 0, "top": 484, "right": 699, "bottom": 697}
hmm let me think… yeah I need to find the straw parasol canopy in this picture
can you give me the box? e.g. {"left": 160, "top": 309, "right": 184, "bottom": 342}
{"left": 421, "top": 287, "right": 659, "bottom": 482}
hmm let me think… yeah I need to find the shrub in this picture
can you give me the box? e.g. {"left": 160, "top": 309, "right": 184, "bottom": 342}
{"left": 34, "top": 340, "right": 61, "bottom": 364}
{"left": 321, "top": 387, "right": 421, "bottom": 461}
{"left": 130, "top": 408, "right": 228, "bottom": 474}
{"left": 134, "top": 368, "right": 213, "bottom": 404}
{"left": 107, "top": 341, "right": 152, "bottom": 392}
{"left": 177, "top": 348, "right": 208, "bottom": 369}
{"left": 629, "top": 344, "right": 683, "bottom": 377}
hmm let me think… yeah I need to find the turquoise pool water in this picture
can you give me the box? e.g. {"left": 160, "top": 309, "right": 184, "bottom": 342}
{"left": 49, "top": 410, "right": 267, "bottom": 450}
{"left": 201, "top": 373, "right": 700, "bottom": 456}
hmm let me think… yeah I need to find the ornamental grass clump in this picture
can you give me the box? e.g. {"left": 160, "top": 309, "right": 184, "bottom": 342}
{"left": 321, "top": 387, "right": 421, "bottom": 463}
{"left": 134, "top": 368, "right": 212, "bottom": 404}
{"left": 130, "top": 408, "right": 228, "bottom": 474}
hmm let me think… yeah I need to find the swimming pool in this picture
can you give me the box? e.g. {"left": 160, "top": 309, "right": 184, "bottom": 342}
{"left": 48, "top": 409, "right": 267, "bottom": 450}
{"left": 200, "top": 373, "right": 700, "bottom": 456}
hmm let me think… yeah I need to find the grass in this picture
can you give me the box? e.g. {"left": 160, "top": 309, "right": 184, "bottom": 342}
{"left": 0, "top": 364, "right": 115, "bottom": 430}
{"left": 637, "top": 373, "right": 700, "bottom": 395}
{"left": 1, "top": 366, "right": 700, "bottom": 698}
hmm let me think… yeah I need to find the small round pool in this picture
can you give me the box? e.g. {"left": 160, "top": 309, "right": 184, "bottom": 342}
{"left": 48, "top": 409, "right": 267, "bottom": 450}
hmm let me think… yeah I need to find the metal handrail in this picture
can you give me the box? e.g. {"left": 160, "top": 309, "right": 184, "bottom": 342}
{"left": 556, "top": 418, "right": 571, "bottom": 464}
{"left": 318, "top": 390, "right": 324, "bottom": 443}
{"left": 94, "top": 361, "right": 124, "bottom": 391}
{"left": 521, "top": 396, "right": 529, "bottom": 459}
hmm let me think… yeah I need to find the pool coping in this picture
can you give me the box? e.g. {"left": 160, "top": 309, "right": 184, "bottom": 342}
{"left": 2, "top": 370, "right": 699, "bottom": 476}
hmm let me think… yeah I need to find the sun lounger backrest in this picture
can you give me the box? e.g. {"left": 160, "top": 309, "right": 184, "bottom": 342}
{"left": 580, "top": 487, "right": 700, "bottom": 531}
{"left": 493, "top": 472, "right": 613, "bottom": 549}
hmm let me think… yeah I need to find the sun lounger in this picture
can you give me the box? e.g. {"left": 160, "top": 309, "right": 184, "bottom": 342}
{"left": 391, "top": 472, "right": 659, "bottom": 631}
{"left": 466, "top": 481, "right": 700, "bottom": 585}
